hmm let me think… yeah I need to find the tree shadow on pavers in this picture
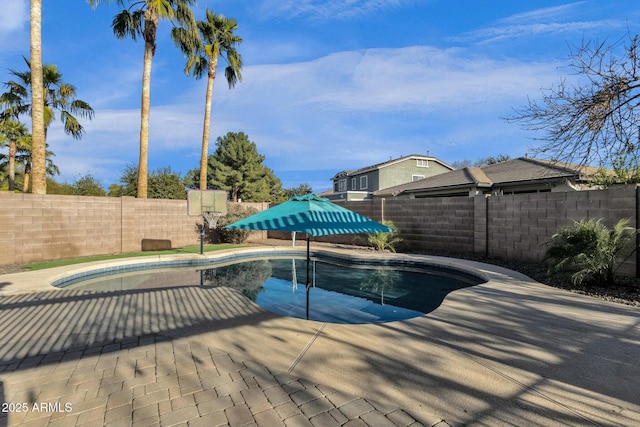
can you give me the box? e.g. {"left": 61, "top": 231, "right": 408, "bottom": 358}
{"left": 288, "top": 278, "right": 640, "bottom": 426}
{"left": 0, "top": 285, "right": 291, "bottom": 424}
{"left": 0, "top": 285, "right": 281, "bottom": 370}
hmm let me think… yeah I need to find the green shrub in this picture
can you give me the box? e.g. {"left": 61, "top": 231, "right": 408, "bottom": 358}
{"left": 206, "top": 203, "right": 259, "bottom": 244}
{"left": 544, "top": 218, "right": 637, "bottom": 285}
{"left": 364, "top": 220, "right": 403, "bottom": 252}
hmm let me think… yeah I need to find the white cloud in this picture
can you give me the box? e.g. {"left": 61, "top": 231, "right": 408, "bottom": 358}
{"left": 500, "top": 2, "right": 587, "bottom": 24}
{"left": 219, "top": 45, "right": 560, "bottom": 114}
{"left": 0, "top": 0, "right": 27, "bottom": 34}
{"left": 191, "top": 45, "right": 563, "bottom": 171}
{"left": 455, "top": 2, "right": 632, "bottom": 45}
{"left": 258, "top": 0, "right": 416, "bottom": 21}
{"left": 0, "top": 0, "right": 28, "bottom": 59}
{"left": 45, "top": 44, "right": 566, "bottom": 187}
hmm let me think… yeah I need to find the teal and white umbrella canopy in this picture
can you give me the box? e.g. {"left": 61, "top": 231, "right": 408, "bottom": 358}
{"left": 225, "top": 194, "right": 394, "bottom": 319}
{"left": 224, "top": 194, "right": 393, "bottom": 236}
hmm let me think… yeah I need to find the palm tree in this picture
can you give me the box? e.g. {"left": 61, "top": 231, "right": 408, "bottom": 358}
{"left": 1, "top": 58, "right": 94, "bottom": 171}
{"left": 172, "top": 9, "right": 243, "bottom": 190}
{"left": 20, "top": 143, "right": 60, "bottom": 193}
{"left": 0, "top": 118, "right": 30, "bottom": 191}
{"left": 30, "top": 0, "right": 46, "bottom": 194}
{"left": 88, "top": 0, "right": 197, "bottom": 198}
{"left": 2, "top": 58, "right": 95, "bottom": 139}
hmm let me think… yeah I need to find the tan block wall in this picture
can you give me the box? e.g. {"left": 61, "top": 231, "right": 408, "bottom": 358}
{"left": 310, "top": 186, "right": 639, "bottom": 276}
{"left": 0, "top": 193, "right": 200, "bottom": 264}
{"left": 1, "top": 187, "right": 638, "bottom": 276}
{"left": 485, "top": 186, "right": 637, "bottom": 266}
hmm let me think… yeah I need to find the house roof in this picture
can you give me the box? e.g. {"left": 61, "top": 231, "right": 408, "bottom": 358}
{"left": 481, "top": 157, "right": 600, "bottom": 184}
{"left": 373, "top": 157, "right": 602, "bottom": 197}
{"left": 331, "top": 154, "right": 453, "bottom": 180}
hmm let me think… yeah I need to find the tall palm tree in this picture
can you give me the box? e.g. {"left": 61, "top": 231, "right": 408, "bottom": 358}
{"left": 0, "top": 118, "right": 30, "bottom": 191}
{"left": 173, "top": 9, "right": 243, "bottom": 190}
{"left": 88, "top": 0, "right": 197, "bottom": 198}
{"left": 30, "top": 0, "right": 46, "bottom": 194}
{"left": 1, "top": 57, "right": 94, "bottom": 151}
{"left": 20, "top": 143, "right": 60, "bottom": 193}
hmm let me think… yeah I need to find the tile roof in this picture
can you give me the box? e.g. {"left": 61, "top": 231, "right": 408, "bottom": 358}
{"left": 373, "top": 157, "right": 600, "bottom": 197}
{"left": 481, "top": 157, "right": 598, "bottom": 184}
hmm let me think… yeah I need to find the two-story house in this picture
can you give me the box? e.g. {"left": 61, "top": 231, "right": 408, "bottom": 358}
{"left": 326, "top": 154, "right": 454, "bottom": 201}
{"left": 372, "top": 157, "right": 605, "bottom": 198}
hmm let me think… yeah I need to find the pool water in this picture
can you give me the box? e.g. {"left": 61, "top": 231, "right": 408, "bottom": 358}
{"left": 64, "top": 257, "right": 485, "bottom": 324}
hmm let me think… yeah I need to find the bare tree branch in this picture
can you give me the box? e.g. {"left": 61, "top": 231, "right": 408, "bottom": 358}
{"left": 507, "top": 33, "right": 640, "bottom": 166}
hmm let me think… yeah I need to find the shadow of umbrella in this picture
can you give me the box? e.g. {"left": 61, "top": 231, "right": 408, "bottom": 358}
{"left": 225, "top": 194, "right": 394, "bottom": 319}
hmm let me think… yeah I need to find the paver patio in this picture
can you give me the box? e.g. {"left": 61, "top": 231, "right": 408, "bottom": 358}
{"left": 0, "top": 246, "right": 638, "bottom": 426}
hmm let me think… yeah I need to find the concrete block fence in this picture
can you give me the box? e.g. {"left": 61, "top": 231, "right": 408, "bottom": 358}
{"left": 1, "top": 186, "right": 638, "bottom": 275}
{"left": 0, "top": 192, "right": 267, "bottom": 265}
{"left": 338, "top": 184, "right": 640, "bottom": 276}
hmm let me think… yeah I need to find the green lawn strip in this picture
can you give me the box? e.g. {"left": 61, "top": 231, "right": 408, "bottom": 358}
{"left": 24, "top": 244, "right": 243, "bottom": 271}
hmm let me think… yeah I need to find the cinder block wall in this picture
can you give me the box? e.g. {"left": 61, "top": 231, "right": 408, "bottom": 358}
{"left": 485, "top": 185, "right": 638, "bottom": 275}
{"left": 379, "top": 197, "right": 476, "bottom": 253}
{"left": 1, "top": 187, "right": 638, "bottom": 276}
{"left": 316, "top": 186, "right": 639, "bottom": 275}
{"left": 0, "top": 193, "right": 201, "bottom": 264}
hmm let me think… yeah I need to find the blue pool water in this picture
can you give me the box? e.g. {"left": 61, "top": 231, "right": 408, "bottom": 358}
{"left": 63, "top": 257, "right": 485, "bottom": 324}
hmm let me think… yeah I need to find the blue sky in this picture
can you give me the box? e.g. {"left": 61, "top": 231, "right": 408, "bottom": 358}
{"left": 1, "top": 1, "right": 639, "bottom": 193}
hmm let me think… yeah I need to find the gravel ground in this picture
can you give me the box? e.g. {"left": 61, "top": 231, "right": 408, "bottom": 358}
{"left": 429, "top": 252, "right": 640, "bottom": 307}
{"left": 1, "top": 247, "right": 638, "bottom": 307}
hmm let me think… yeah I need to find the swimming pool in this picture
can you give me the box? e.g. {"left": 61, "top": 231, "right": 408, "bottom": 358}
{"left": 58, "top": 254, "right": 486, "bottom": 324}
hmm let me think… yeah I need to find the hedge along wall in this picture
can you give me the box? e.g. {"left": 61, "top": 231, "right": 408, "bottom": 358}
{"left": 0, "top": 192, "right": 268, "bottom": 265}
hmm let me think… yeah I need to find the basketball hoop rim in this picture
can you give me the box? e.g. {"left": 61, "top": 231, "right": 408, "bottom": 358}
{"left": 203, "top": 211, "right": 222, "bottom": 229}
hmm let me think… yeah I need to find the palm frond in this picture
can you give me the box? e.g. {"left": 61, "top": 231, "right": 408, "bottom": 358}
{"left": 112, "top": 9, "right": 143, "bottom": 40}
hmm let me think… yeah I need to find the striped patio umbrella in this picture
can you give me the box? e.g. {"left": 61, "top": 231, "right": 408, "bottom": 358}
{"left": 225, "top": 194, "right": 394, "bottom": 318}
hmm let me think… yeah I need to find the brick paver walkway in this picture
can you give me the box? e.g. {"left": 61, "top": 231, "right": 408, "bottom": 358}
{"left": 0, "top": 287, "right": 429, "bottom": 427}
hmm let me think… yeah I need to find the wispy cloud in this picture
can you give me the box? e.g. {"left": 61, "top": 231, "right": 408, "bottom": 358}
{"left": 0, "top": 0, "right": 27, "bottom": 56}
{"left": 221, "top": 45, "right": 560, "bottom": 114}
{"left": 22, "top": 36, "right": 567, "bottom": 187}
{"left": 0, "top": 0, "right": 26, "bottom": 34}
{"left": 456, "top": 2, "right": 631, "bottom": 45}
{"left": 258, "top": 0, "right": 416, "bottom": 21}
{"left": 500, "top": 2, "right": 587, "bottom": 24}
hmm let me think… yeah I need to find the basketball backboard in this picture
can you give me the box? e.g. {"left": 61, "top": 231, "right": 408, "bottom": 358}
{"left": 187, "top": 190, "right": 228, "bottom": 216}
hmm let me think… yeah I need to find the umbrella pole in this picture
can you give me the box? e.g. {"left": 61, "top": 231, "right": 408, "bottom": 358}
{"left": 306, "top": 235, "right": 310, "bottom": 320}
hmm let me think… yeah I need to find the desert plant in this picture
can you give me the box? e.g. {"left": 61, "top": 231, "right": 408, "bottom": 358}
{"left": 544, "top": 218, "right": 637, "bottom": 285}
{"left": 365, "top": 220, "right": 402, "bottom": 252}
{"left": 208, "top": 203, "right": 258, "bottom": 244}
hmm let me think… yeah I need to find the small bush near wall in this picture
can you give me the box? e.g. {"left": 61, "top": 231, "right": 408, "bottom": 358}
{"left": 360, "top": 220, "right": 402, "bottom": 252}
{"left": 544, "top": 218, "right": 637, "bottom": 285}
{"left": 211, "top": 204, "right": 259, "bottom": 244}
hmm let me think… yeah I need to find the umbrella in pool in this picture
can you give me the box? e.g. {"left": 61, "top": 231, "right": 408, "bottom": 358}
{"left": 224, "top": 194, "right": 394, "bottom": 318}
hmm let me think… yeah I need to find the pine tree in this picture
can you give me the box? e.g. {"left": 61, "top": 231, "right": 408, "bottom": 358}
{"left": 208, "top": 132, "right": 281, "bottom": 202}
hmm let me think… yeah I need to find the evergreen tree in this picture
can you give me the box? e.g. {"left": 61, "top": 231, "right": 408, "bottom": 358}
{"left": 148, "top": 167, "right": 186, "bottom": 200}
{"left": 73, "top": 174, "right": 106, "bottom": 196}
{"left": 208, "top": 131, "right": 281, "bottom": 202}
{"left": 114, "top": 165, "right": 186, "bottom": 199}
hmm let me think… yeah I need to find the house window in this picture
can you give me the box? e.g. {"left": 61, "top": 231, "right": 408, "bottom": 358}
{"left": 412, "top": 175, "right": 425, "bottom": 181}
{"left": 338, "top": 179, "right": 347, "bottom": 192}
{"left": 360, "top": 175, "right": 368, "bottom": 189}
{"left": 351, "top": 178, "right": 356, "bottom": 190}
{"left": 416, "top": 159, "right": 429, "bottom": 167}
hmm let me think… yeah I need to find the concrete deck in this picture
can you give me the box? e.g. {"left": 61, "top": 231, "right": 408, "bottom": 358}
{"left": 0, "top": 245, "right": 638, "bottom": 426}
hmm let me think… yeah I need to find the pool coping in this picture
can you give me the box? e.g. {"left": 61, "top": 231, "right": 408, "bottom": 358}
{"left": 50, "top": 245, "right": 491, "bottom": 290}
{"left": 1, "top": 244, "right": 499, "bottom": 295}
